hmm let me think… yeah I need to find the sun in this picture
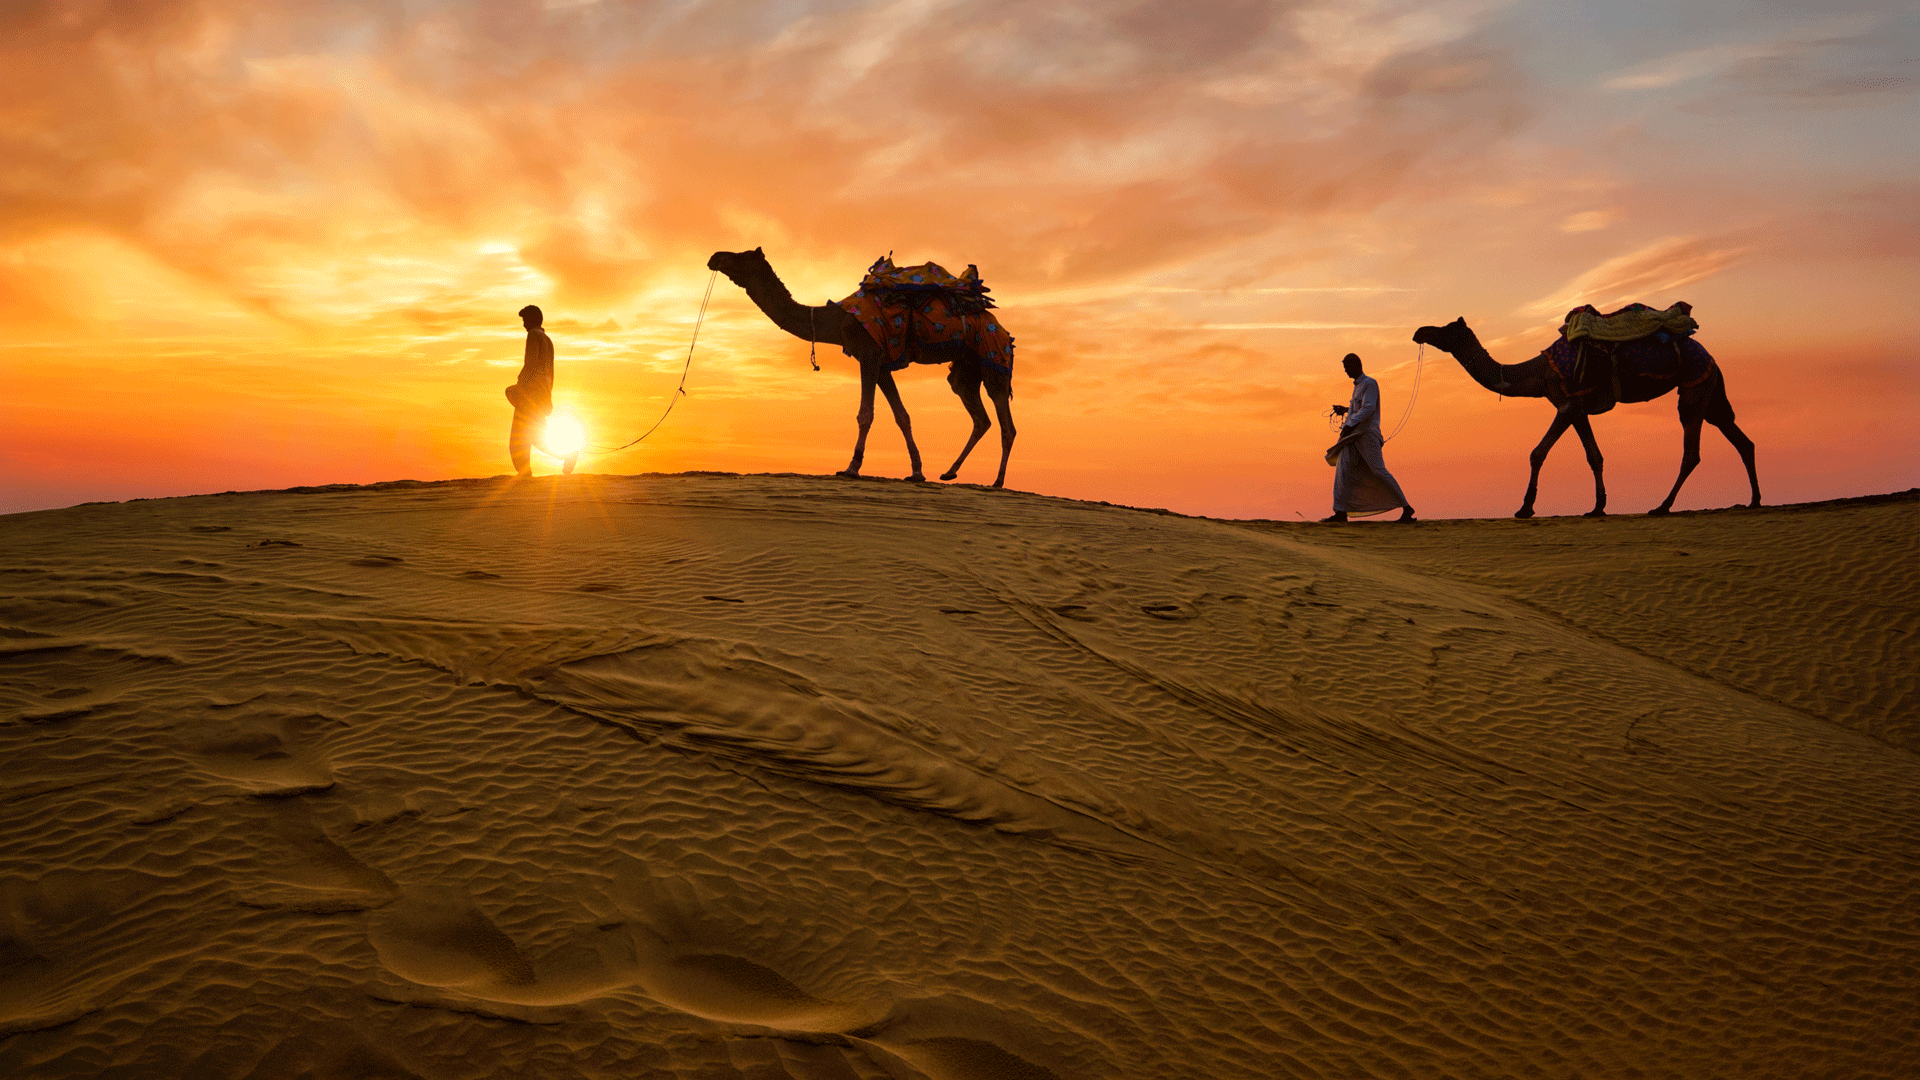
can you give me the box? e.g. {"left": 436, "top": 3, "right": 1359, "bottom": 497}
{"left": 546, "top": 412, "right": 586, "bottom": 457}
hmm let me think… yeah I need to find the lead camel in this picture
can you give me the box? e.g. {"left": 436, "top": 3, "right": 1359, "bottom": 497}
{"left": 1411, "top": 316, "right": 1760, "bottom": 517}
{"left": 707, "top": 248, "right": 1017, "bottom": 488}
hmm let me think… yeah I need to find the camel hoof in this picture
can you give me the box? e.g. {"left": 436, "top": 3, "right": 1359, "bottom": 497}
{"left": 1646, "top": 506, "right": 1671, "bottom": 517}
{"left": 836, "top": 469, "right": 861, "bottom": 479}
{"left": 939, "top": 470, "right": 958, "bottom": 481}
{"left": 906, "top": 473, "right": 926, "bottom": 483}
{"left": 1584, "top": 508, "right": 1607, "bottom": 518}
{"left": 1514, "top": 508, "right": 1535, "bottom": 519}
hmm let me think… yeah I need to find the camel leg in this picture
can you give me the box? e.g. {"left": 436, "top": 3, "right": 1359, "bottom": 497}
{"left": 988, "top": 386, "right": 1016, "bottom": 489}
{"left": 1518, "top": 409, "right": 1576, "bottom": 518}
{"left": 840, "top": 369, "right": 879, "bottom": 478}
{"left": 940, "top": 379, "right": 992, "bottom": 481}
{"left": 1649, "top": 417, "right": 1705, "bottom": 515}
{"left": 1569, "top": 411, "right": 1607, "bottom": 517}
{"left": 875, "top": 370, "right": 925, "bottom": 481}
{"left": 1707, "top": 389, "right": 1761, "bottom": 508}
{"left": 1717, "top": 418, "right": 1760, "bottom": 507}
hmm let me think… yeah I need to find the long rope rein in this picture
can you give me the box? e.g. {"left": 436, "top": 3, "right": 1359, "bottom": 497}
{"left": 1383, "top": 342, "right": 1424, "bottom": 442}
{"left": 583, "top": 270, "right": 716, "bottom": 454}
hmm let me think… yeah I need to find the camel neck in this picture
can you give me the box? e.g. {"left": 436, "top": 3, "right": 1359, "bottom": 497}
{"left": 729, "top": 263, "right": 832, "bottom": 342}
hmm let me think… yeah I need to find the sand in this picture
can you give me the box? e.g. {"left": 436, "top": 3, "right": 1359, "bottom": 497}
{"left": 1, "top": 475, "right": 1915, "bottom": 1079}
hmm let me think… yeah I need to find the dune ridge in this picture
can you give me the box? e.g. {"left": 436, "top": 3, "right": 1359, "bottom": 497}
{"left": 2, "top": 475, "right": 1915, "bottom": 1079}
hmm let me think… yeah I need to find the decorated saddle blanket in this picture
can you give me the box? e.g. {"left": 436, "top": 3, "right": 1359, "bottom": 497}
{"left": 1559, "top": 301, "right": 1698, "bottom": 343}
{"left": 837, "top": 256, "right": 1015, "bottom": 376}
{"left": 1540, "top": 330, "right": 1716, "bottom": 405}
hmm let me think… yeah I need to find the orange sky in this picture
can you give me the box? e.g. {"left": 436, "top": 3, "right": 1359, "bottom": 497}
{"left": 5, "top": 0, "right": 1916, "bottom": 518}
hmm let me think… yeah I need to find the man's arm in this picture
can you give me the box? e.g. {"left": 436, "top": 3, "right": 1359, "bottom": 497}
{"left": 1346, "top": 379, "right": 1379, "bottom": 428}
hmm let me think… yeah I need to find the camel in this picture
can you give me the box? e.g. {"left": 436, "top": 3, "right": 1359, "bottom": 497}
{"left": 1411, "top": 317, "right": 1760, "bottom": 517}
{"left": 706, "top": 248, "right": 1016, "bottom": 488}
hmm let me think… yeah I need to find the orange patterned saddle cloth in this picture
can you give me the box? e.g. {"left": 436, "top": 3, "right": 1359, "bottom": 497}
{"left": 837, "top": 256, "right": 1015, "bottom": 375}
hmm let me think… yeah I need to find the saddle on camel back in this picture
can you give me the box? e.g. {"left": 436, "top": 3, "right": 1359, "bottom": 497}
{"left": 1540, "top": 301, "right": 1715, "bottom": 413}
{"left": 836, "top": 256, "right": 1016, "bottom": 380}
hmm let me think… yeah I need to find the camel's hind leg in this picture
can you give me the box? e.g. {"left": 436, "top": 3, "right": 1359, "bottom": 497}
{"left": 1518, "top": 408, "right": 1576, "bottom": 518}
{"left": 1649, "top": 418, "right": 1705, "bottom": 515}
{"left": 987, "top": 383, "right": 1016, "bottom": 489}
{"left": 1569, "top": 411, "right": 1607, "bottom": 517}
{"left": 1708, "top": 385, "right": 1760, "bottom": 508}
{"left": 940, "top": 362, "right": 992, "bottom": 481}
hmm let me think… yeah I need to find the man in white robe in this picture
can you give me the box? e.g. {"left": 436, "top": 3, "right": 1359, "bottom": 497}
{"left": 1324, "top": 353, "right": 1415, "bottom": 522}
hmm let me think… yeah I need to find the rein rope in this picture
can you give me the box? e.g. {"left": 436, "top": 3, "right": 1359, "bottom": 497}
{"left": 584, "top": 269, "right": 716, "bottom": 454}
{"left": 1383, "top": 343, "right": 1424, "bottom": 442}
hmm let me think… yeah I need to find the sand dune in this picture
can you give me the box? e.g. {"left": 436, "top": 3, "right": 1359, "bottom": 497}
{"left": 2, "top": 475, "right": 1915, "bottom": 1079}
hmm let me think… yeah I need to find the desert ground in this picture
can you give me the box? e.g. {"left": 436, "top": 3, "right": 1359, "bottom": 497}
{"left": 2, "top": 474, "right": 1915, "bottom": 1079}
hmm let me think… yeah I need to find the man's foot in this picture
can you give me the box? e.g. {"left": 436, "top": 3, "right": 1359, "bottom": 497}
{"left": 1319, "top": 512, "right": 1348, "bottom": 523}
{"left": 561, "top": 453, "right": 579, "bottom": 476}
{"left": 1396, "top": 506, "right": 1417, "bottom": 523}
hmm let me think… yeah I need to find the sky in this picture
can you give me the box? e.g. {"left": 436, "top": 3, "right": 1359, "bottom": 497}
{"left": 4, "top": 0, "right": 1916, "bottom": 519}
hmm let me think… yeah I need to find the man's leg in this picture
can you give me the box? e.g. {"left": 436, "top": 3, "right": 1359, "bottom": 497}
{"left": 509, "top": 411, "right": 534, "bottom": 476}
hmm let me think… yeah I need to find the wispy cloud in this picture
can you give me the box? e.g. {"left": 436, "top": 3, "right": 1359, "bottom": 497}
{"left": 1521, "top": 235, "right": 1754, "bottom": 317}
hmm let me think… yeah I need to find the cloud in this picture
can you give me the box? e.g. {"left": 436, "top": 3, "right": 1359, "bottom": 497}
{"left": 0, "top": 0, "right": 1542, "bottom": 333}
{"left": 1521, "top": 235, "right": 1753, "bottom": 317}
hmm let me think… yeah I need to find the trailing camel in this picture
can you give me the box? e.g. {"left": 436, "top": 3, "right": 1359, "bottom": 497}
{"left": 1411, "top": 314, "right": 1760, "bottom": 517}
{"left": 707, "top": 248, "right": 1017, "bottom": 488}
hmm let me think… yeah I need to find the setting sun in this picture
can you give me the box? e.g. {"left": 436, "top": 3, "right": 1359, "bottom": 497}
{"left": 545, "top": 413, "right": 586, "bottom": 458}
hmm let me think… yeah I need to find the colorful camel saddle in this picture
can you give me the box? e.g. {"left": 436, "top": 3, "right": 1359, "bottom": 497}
{"left": 1541, "top": 302, "right": 1714, "bottom": 412}
{"left": 837, "top": 256, "right": 1015, "bottom": 376}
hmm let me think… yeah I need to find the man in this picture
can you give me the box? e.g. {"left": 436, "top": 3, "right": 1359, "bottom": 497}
{"left": 505, "top": 304, "right": 577, "bottom": 477}
{"left": 1324, "top": 352, "right": 1414, "bottom": 523}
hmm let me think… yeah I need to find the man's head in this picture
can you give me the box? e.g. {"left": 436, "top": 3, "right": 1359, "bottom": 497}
{"left": 1342, "top": 352, "right": 1363, "bottom": 379}
{"left": 519, "top": 304, "right": 543, "bottom": 330}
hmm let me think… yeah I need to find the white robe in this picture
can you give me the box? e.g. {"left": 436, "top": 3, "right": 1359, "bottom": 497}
{"left": 1333, "top": 375, "right": 1410, "bottom": 515}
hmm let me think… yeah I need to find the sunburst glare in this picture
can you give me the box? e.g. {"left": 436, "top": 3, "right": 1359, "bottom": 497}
{"left": 546, "top": 413, "right": 585, "bottom": 457}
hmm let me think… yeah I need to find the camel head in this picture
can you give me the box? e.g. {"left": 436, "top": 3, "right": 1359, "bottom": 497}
{"left": 706, "top": 247, "right": 767, "bottom": 282}
{"left": 1411, "top": 317, "right": 1475, "bottom": 355}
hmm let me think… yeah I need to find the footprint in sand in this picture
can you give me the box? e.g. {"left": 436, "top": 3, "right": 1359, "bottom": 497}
{"left": 458, "top": 570, "right": 502, "bottom": 580}
{"left": 349, "top": 555, "right": 404, "bottom": 567}
{"left": 578, "top": 583, "right": 620, "bottom": 593}
{"left": 254, "top": 539, "right": 302, "bottom": 548}
{"left": 367, "top": 886, "right": 537, "bottom": 993}
{"left": 854, "top": 996, "right": 1069, "bottom": 1080}
{"left": 367, "top": 883, "right": 864, "bottom": 1024}
{"left": 700, "top": 595, "right": 745, "bottom": 604}
{"left": 186, "top": 709, "right": 338, "bottom": 796}
{"left": 187, "top": 525, "right": 232, "bottom": 533}
{"left": 240, "top": 800, "right": 396, "bottom": 913}
{"left": 1139, "top": 602, "right": 1195, "bottom": 621}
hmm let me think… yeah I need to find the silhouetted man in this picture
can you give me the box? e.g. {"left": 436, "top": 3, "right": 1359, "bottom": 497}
{"left": 505, "top": 305, "right": 577, "bottom": 477}
{"left": 1324, "top": 353, "right": 1414, "bottom": 522}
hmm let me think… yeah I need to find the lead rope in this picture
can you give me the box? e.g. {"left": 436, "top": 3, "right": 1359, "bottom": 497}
{"left": 809, "top": 304, "right": 820, "bottom": 370}
{"left": 584, "top": 270, "right": 716, "bottom": 454}
{"left": 1383, "top": 343, "right": 1424, "bottom": 442}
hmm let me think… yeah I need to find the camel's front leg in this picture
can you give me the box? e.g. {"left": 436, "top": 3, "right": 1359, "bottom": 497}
{"left": 1649, "top": 417, "right": 1705, "bottom": 515}
{"left": 1518, "top": 408, "right": 1576, "bottom": 518}
{"left": 840, "top": 369, "right": 879, "bottom": 478}
{"left": 1569, "top": 411, "right": 1607, "bottom": 517}
{"left": 875, "top": 370, "right": 925, "bottom": 481}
